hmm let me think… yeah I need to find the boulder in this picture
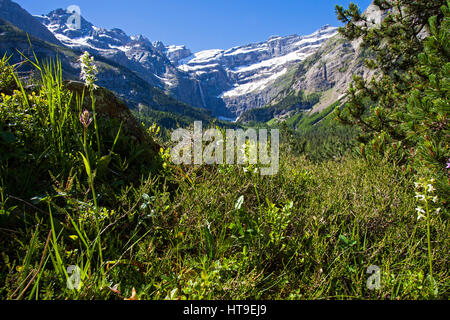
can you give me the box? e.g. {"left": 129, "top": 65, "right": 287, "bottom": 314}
{"left": 63, "top": 80, "right": 160, "bottom": 153}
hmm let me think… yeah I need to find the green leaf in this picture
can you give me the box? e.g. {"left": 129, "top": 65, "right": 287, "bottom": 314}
{"left": 96, "top": 154, "right": 112, "bottom": 178}
{"left": 79, "top": 152, "right": 93, "bottom": 183}
{"left": 426, "top": 274, "right": 438, "bottom": 297}
{"left": 339, "top": 234, "right": 349, "bottom": 245}
{"left": 339, "top": 234, "right": 357, "bottom": 248}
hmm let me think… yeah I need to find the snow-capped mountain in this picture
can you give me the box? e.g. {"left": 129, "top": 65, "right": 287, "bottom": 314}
{"left": 0, "top": 0, "right": 61, "bottom": 45}
{"left": 35, "top": 9, "right": 179, "bottom": 89}
{"left": 179, "top": 25, "right": 337, "bottom": 98}
{"left": 174, "top": 25, "right": 337, "bottom": 116}
{"left": 238, "top": 2, "right": 388, "bottom": 123}
{"left": 36, "top": 7, "right": 337, "bottom": 118}
{"left": 160, "top": 43, "right": 193, "bottom": 65}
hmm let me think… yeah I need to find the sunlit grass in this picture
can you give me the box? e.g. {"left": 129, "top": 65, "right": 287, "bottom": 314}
{"left": 0, "top": 55, "right": 448, "bottom": 300}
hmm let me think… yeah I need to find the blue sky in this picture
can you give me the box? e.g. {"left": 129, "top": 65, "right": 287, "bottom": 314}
{"left": 17, "top": 0, "right": 372, "bottom": 52}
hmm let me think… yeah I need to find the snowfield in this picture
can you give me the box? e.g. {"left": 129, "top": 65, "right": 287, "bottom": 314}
{"left": 178, "top": 25, "right": 337, "bottom": 98}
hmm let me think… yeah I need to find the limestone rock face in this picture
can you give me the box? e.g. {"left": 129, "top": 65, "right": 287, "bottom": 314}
{"left": 36, "top": 6, "right": 339, "bottom": 118}
{"left": 266, "top": 2, "right": 385, "bottom": 114}
{"left": 3, "top": 0, "right": 382, "bottom": 122}
{"left": 177, "top": 25, "right": 338, "bottom": 117}
{"left": 163, "top": 45, "right": 193, "bottom": 65}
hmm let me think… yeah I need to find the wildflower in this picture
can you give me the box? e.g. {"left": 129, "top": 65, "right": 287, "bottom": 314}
{"left": 414, "top": 178, "right": 439, "bottom": 221}
{"left": 413, "top": 179, "right": 437, "bottom": 283}
{"left": 416, "top": 207, "right": 425, "bottom": 214}
{"left": 416, "top": 207, "right": 426, "bottom": 220}
{"left": 446, "top": 160, "right": 450, "bottom": 169}
{"left": 415, "top": 193, "right": 425, "bottom": 201}
{"left": 79, "top": 51, "right": 98, "bottom": 90}
{"left": 80, "top": 110, "right": 92, "bottom": 129}
{"left": 240, "top": 143, "right": 247, "bottom": 157}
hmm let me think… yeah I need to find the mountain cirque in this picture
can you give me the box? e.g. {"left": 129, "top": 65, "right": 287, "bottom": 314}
{"left": 1, "top": 0, "right": 382, "bottom": 121}
{"left": 36, "top": 8, "right": 338, "bottom": 118}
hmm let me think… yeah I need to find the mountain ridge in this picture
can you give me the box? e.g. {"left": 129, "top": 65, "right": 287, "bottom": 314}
{"left": 0, "top": 16, "right": 213, "bottom": 127}
{"left": 3, "top": 0, "right": 379, "bottom": 124}
{"left": 35, "top": 6, "right": 338, "bottom": 118}
{"left": 0, "top": 0, "right": 62, "bottom": 46}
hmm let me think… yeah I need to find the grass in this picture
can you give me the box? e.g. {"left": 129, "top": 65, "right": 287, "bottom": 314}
{"left": 0, "top": 56, "right": 448, "bottom": 300}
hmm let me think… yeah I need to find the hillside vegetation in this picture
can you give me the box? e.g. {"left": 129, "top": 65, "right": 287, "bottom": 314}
{"left": 0, "top": 17, "right": 212, "bottom": 126}
{"left": 0, "top": 0, "right": 448, "bottom": 300}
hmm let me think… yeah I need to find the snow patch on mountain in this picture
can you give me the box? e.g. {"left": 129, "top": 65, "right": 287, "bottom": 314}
{"left": 222, "top": 68, "right": 289, "bottom": 98}
{"left": 178, "top": 25, "right": 338, "bottom": 101}
{"left": 37, "top": 7, "right": 339, "bottom": 117}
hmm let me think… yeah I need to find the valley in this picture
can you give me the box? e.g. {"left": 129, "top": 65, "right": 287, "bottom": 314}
{"left": 0, "top": 0, "right": 448, "bottom": 302}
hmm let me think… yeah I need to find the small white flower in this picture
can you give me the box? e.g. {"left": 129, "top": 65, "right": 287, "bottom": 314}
{"left": 432, "top": 196, "right": 438, "bottom": 203}
{"left": 436, "top": 208, "right": 441, "bottom": 214}
{"left": 426, "top": 184, "right": 435, "bottom": 192}
{"left": 415, "top": 193, "right": 425, "bottom": 201}
{"left": 415, "top": 207, "right": 425, "bottom": 214}
{"left": 416, "top": 207, "right": 426, "bottom": 220}
{"left": 79, "top": 51, "right": 98, "bottom": 89}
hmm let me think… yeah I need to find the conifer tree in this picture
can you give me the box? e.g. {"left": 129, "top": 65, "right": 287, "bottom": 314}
{"left": 335, "top": 0, "right": 449, "bottom": 186}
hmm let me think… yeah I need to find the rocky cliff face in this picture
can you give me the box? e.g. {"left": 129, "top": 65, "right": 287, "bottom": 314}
{"left": 255, "top": 1, "right": 386, "bottom": 119}
{"left": 0, "top": 0, "right": 61, "bottom": 45}
{"left": 36, "top": 6, "right": 338, "bottom": 118}
{"left": 284, "top": 35, "right": 366, "bottom": 113}
{"left": 11, "top": 0, "right": 380, "bottom": 122}
{"left": 162, "top": 44, "right": 193, "bottom": 65}
{"left": 176, "top": 25, "right": 338, "bottom": 117}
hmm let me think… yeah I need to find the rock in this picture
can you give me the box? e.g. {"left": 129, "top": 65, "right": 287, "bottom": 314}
{"left": 0, "top": 0, "right": 61, "bottom": 46}
{"left": 163, "top": 45, "right": 192, "bottom": 66}
{"left": 37, "top": 7, "right": 339, "bottom": 118}
{"left": 177, "top": 25, "right": 338, "bottom": 117}
{"left": 63, "top": 80, "right": 159, "bottom": 152}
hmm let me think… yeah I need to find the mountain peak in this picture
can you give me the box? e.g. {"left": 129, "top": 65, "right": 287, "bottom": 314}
{"left": 16, "top": 1, "right": 339, "bottom": 117}
{"left": 130, "top": 34, "right": 149, "bottom": 42}
{"left": 0, "top": 0, "right": 61, "bottom": 45}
